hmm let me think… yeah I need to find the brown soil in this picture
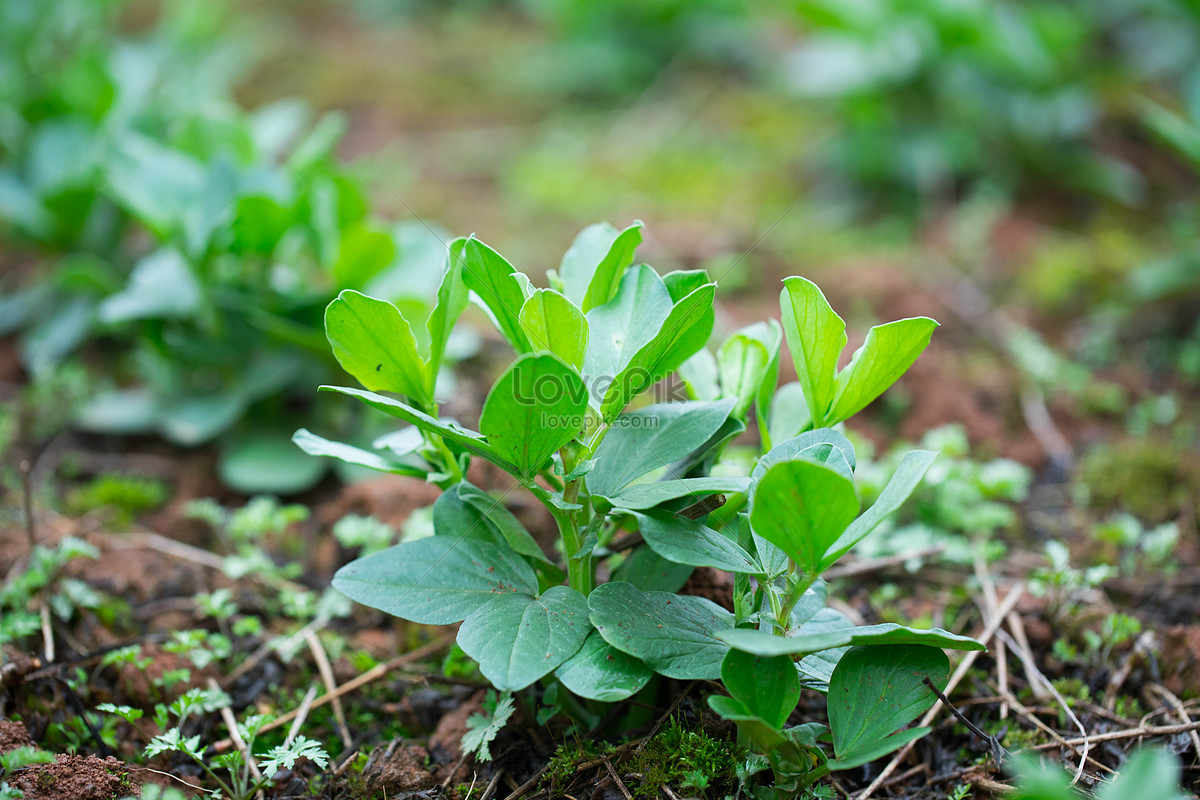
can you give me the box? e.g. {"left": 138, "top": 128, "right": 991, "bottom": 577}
{"left": 428, "top": 690, "right": 485, "bottom": 784}
{"left": 359, "top": 742, "right": 438, "bottom": 796}
{"left": 1160, "top": 625, "right": 1200, "bottom": 700}
{"left": 7, "top": 754, "right": 137, "bottom": 800}
{"left": 0, "top": 718, "right": 33, "bottom": 753}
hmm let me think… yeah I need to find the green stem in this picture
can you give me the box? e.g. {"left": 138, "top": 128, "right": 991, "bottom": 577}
{"left": 777, "top": 570, "right": 816, "bottom": 633}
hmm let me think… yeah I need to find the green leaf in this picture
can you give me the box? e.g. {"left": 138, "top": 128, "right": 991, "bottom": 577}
{"left": 780, "top": 277, "right": 846, "bottom": 427}
{"left": 749, "top": 460, "right": 859, "bottom": 575}
{"left": 603, "top": 476, "right": 749, "bottom": 511}
{"left": 583, "top": 265, "right": 674, "bottom": 403}
{"left": 519, "top": 289, "right": 589, "bottom": 369}
{"left": 98, "top": 249, "right": 201, "bottom": 324}
{"left": 588, "top": 399, "right": 736, "bottom": 498}
{"left": 769, "top": 382, "right": 812, "bottom": 445}
{"left": 827, "top": 317, "right": 938, "bottom": 424}
{"left": 1096, "top": 749, "right": 1186, "bottom": 800}
{"left": 220, "top": 434, "right": 326, "bottom": 495}
{"left": 721, "top": 649, "right": 800, "bottom": 730}
{"left": 462, "top": 692, "right": 516, "bottom": 761}
{"left": 457, "top": 586, "right": 590, "bottom": 690}
{"left": 661, "top": 269, "right": 716, "bottom": 373}
{"left": 717, "top": 623, "right": 983, "bottom": 657}
{"left": 554, "top": 629, "right": 654, "bottom": 701}
{"left": 826, "top": 644, "right": 948, "bottom": 769}
{"left": 707, "top": 695, "right": 787, "bottom": 752}
{"left": 332, "top": 537, "right": 537, "bottom": 625}
{"left": 319, "top": 385, "right": 514, "bottom": 471}
{"left": 293, "top": 428, "right": 427, "bottom": 477}
{"left": 105, "top": 133, "right": 206, "bottom": 233}
{"left": 479, "top": 353, "right": 589, "bottom": 481}
{"left": 751, "top": 429, "right": 857, "bottom": 496}
{"left": 635, "top": 510, "right": 759, "bottom": 573}
{"left": 160, "top": 393, "right": 245, "bottom": 446}
{"left": 324, "top": 289, "right": 429, "bottom": 403}
{"left": 434, "top": 482, "right": 554, "bottom": 565}
{"left": 335, "top": 223, "right": 396, "bottom": 290}
{"left": 600, "top": 281, "right": 717, "bottom": 420}
{"left": 20, "top": 295, "right": 93, "bottom": 374}
{"left": 427, "top": 248, "right": 470, "bottom": 392}
{"left": 820, "top": 450, "right": 938, "bottom": 570}
{"left": 717, "top": 628, "right": 852, "bottom": 658}
{"left": 588, "top": 582, "right": 733, "bottom": 679}
{"left": 560, "top": 221, "right": 644, "bottom": 312}
{"left": 825, "top": 727, "right": 930, "bottom": 772}
{"left": 457, "top": 236, "right": 532, "bottom": 352}
{"left": 718, "top": 321, "right": 782, "bottom": 419}
{"left": 610, "top": 546, "right": 693, "bottom": 592}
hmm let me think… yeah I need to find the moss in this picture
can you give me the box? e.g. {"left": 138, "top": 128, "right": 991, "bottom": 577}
{"left": 1077, "top": 438, "right": 1200, "bottom": 525}
{"left": 626, "top": 717, "right": 743, "bottom": 799}
{"left": 64, "top": 472, "right": 169, "bottom": 525}
{"left": 543, "top": 738, "right": 608, "bottom": 790}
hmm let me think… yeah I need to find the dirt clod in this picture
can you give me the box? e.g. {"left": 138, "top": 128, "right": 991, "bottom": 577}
{"left": 362, "top": 742, "right": 438, "bottom": 796}
{"left": 429, "top": 690, "right": 485, "bottom": 783}
{"left": 1159, "top": 625, "right": 1200, "bottom": 699}
{"left": 0, "top": 718, "right": 32, "bottom": 753}
{"left": 7, "top": 754, "right": 137, "bottom": 800}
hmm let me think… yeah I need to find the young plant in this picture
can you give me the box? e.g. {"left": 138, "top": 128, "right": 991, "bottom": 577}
{"left": 301, "top": 221, "right": 981, "bottom": 792}
{"left": 137, "top": 687, "right": 329, "bottom": 800}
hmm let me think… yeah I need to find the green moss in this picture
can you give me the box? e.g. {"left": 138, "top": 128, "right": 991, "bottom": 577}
{"left": 626, "top": 717, "right": 743, "bottom": 799}
{"left": 1077, "top": 438, "right": 1200, "bottom": 525}
{"left": 543, "top": 738, "right": 608, "bottom": 790}
{"left": 64, "top": 472, "right": 169, "bottom": 525}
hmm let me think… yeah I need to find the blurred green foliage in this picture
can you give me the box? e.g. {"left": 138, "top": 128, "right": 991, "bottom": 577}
{"left": 0, "top": 0, "right": 448, "bottom": 492}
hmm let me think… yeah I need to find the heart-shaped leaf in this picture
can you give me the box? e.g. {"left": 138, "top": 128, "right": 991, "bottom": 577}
{"left": 588, "top": 581, "right": 733, "bottom": 679}
{"left": 324, "top": 289, "right": 429, "bottom": 404}
{"left": 826, "top": 644, "right": 948, "bottom": 770}
{"left": 332, "top": 537, "right": 537, "bottom": 625}
{"left": 554, "top": 629, "right": 653, "bottom": 701}
{"left": 457, "top": 585, "right": 590, "bottom": 691}
{"left": 750, "top": 460, "right": 859, "bottom": 575}
{"left": 479, "top": 353, "right": 588, "bottom": 481}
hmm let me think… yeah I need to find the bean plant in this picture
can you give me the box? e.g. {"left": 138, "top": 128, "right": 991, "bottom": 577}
{"left": 300, "top": 221, "right": 983, "bottom": 792}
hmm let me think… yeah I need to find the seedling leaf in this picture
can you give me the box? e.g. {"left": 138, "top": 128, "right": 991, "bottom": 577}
{"left": 332, "top": 537, "right": 537, "bottom": 625}
{"left": 457, "top": 586, "right": 590, "bottom": 691}
{"left": 589, "top": 581, "right": 733, "bottom": 679}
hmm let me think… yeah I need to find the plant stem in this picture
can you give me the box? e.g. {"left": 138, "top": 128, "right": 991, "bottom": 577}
{"left": 561, "top": 478, "right": 593, "bottom": 595}
{"left": 777, "top": 572, "right": 816, "bottom": 633}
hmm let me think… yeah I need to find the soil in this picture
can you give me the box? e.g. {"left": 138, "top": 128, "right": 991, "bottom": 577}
{"left": 6, "top": 754, "right": 137, "bottom": 800}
